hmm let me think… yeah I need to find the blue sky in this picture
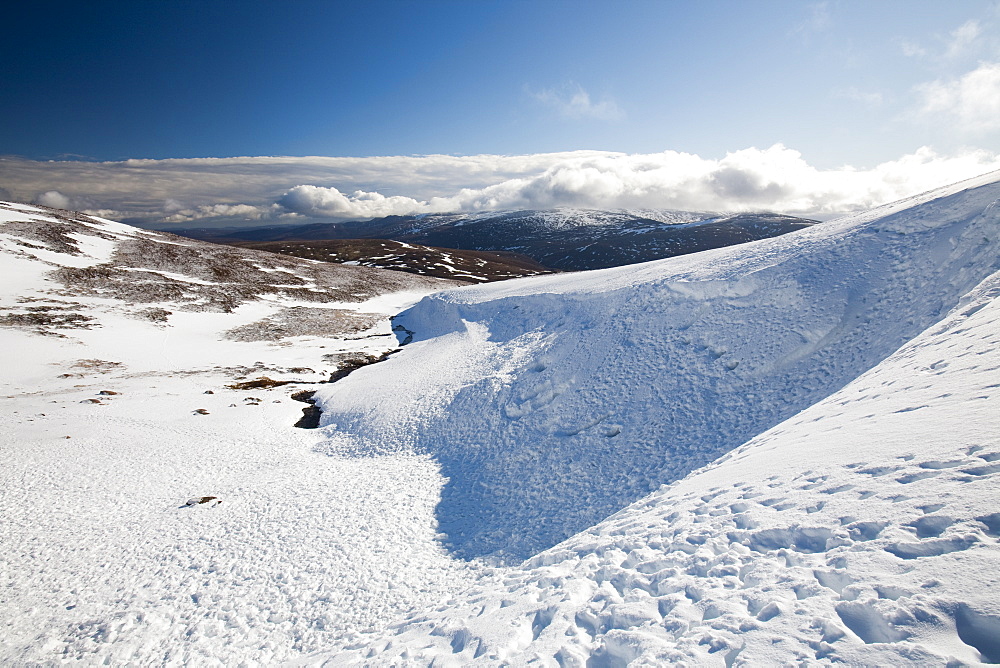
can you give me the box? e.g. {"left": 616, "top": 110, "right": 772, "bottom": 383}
{"left": 2, "top": 0, "right": 999, "bottom": 225}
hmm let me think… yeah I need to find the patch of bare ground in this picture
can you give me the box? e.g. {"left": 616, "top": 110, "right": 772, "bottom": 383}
{"left": 68, "top": 233, "right": 458, "bottom": 312}
{"left": 322, "top": 350, "right": 398, "bottom": 381}
{"left": 136, "top": 307, "right": 172, "bottom": 323}
{"left": 0, "top": 305, "right": 98, "bottom": 336}
{"left": 224, "top": 306, "right": 382, "bottom": 342}
{"left": 235, "top": 238, "right": 554, "bottom": 282}
{"left": 226, "top": 377, "right": 293, "bottom": 390}
{"left": 1, "top": 216, "right": 115, "bottom": 256}
{"left": 209, "top": 363, "right": 317, "bottom": 379}
{"left": 55, "top": 359, "right": 125, "bottom": 378}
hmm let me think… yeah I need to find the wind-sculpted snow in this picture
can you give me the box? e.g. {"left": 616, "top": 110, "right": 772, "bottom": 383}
{"left": 310, "top": 224, "right": 1000, "bottom": 667}
{"left": 314, "top": 171, "right": 1000, "bottom": 562}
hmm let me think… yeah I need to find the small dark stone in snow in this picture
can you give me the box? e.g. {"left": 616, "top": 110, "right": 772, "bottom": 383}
{"left": 98, "top": 390, "right": 119, "bottom": 395}
{"left": 184, "top": 496, "right": 221, "bottom": 507}
{"left": 193, "top": 408, "right": 210, "bottom": 415}
{"left": 203, "top": 390, "right": 214, "bottom": 394}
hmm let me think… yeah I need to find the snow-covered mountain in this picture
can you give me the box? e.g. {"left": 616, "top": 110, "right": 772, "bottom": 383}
{"left": 176, "top": 208, "right": 817, "bottom": 272}
{"left": 2, "top": 169, "right": 999, "bottom": 666}
{"left": 0, "top": 201, "right": 458, "bottom": 338}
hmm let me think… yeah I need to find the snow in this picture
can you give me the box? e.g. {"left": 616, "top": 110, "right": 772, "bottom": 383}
{"left": 0, "top": 387, "right": 480, "bottom": 664}
{"left": 446, "top": 208, "right": 713, "bottom": 230}
{"left": 2, "top": 169, "right": 1000, "bottom": 666}
{"left": 0, "top": 230, "right": 115, "bottom": 268}
{"left": 315, "top": 265, "right": 1000, "bottom": 665}
{"left": 0, "top": 203, "right": 48, "bottom": 219}
{"left": 0, "top": 203, "right": 479, "bottom": 664}
{"left": 312, "top": 169, "right": 1000, "bottom": 562}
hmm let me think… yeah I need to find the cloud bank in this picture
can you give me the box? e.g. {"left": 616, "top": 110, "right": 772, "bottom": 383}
{"left": 274, "top": 146, "right": 1000, "bottom": 221}
{"left": 3, "top": 146, "right": 999, "bottom": 228}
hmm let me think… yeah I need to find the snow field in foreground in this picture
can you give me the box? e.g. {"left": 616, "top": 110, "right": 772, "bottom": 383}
{"left": 0, "top": 326, "right": 484, "bottom": 665}
{"left": 0, "top": 203, "right": 481, "bottom": 665}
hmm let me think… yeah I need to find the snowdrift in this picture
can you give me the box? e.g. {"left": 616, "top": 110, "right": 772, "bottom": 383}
{"left": 314, "top": 171, "right": 1000, "bottom": 562}
{"left": 318, "top": 258, "right": 1000, "bottom": 666}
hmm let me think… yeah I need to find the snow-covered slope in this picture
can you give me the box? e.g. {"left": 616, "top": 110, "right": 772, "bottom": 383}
{"left": 318, "top": 263, "right": 1000, "bottom": 666}
{"left": 0, "top": 202, "right": 482, "bottom": 664}
{"left": 0, "top": 201, "right": 455, "bottom": 334}
{"left": 313, "top": 171, "right": 1000, "bottom": 565}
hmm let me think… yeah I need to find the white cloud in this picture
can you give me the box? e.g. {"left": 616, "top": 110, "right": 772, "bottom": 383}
{"left": 945, "top": 20, "right": 983, "bottom": 60}
{"left": 529, "top": 83, "right": 624, "bottom": 121}
{"left": 789, "top": 1, "right": 831, "bottom": 39}
{"left": 3, "top": 147, "right": 999, "bottom": 227}
{"left": 900, "top": 39, "right": 927, "bottom": 58}
{"left": 161, "top": 203, "right": 275, "bottom": 224}
{"left": 33, "top": 190, "right": 72, "bottom": 209}
{"left": 916, "top": 61, "right": 1000, "bottom": 132}
{"left": 901, "top": 15, "right": 999, "bottom": 64}
{"left": 277, "top": 185, "right": 427, "bottom": 219}
{"left": 32, "top": 189, "right": 101, "bottom": 212}
{"left": 276, "top": 145, "right": 1000, "bottom": 220}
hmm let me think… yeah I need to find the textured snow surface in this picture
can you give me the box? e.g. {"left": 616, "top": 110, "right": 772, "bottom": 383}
{"left": 0, "top": 203, "right": 479, "bottom": 664}
{"left": 315, "top": 170, "right": 1000, "bottom": 562}
{"left": 316, "top": 266, "right": 1000, "bottom": 666}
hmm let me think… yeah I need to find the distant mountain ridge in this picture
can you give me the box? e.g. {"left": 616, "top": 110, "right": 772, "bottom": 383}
{"left": 172, "top": 208, "right": 818, "bottom": 272}
{"left": 234, "top": 238, "right": 553, "bottom": 283}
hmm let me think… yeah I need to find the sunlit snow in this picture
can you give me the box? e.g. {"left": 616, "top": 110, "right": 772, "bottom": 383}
{"left": 2, "top": 170, "right": 999, "bottom": 665}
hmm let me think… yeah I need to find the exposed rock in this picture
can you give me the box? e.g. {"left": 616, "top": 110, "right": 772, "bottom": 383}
{"left": 226, "top": 376, "right": 292, "bottom": 390}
